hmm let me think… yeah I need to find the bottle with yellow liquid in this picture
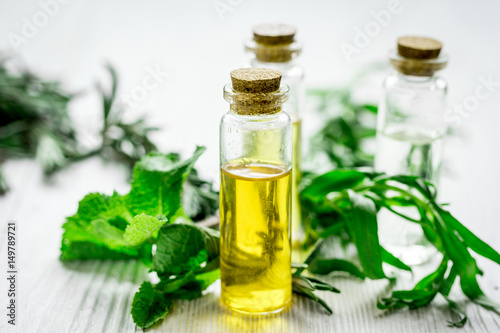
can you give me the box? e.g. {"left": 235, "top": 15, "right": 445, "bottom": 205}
{"left": 245, "top": 23, "right": 304, "bottom": 243}
{"left": 220, "top": 68, "right": 292, "bottom": 314}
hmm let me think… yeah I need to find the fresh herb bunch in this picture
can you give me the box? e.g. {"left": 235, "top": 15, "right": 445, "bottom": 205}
{"left": 0, "top": 58, "right": 78, "bottom": 194}
{"left": 0, "top": 61, "right": 219, "bottom": 221}
{"left": 60, "top": 148, "right": 338, "bottom": 329}
{"left": 307, "top": 87, "right": 377, "bottom": 170}
{"left": 88, "top": 65, "right": 159, "bottom": 169}
{"left": 300, "top": 169, "right": 500, "bottom": 326}
{"left": 0, "top": 60, "right": 158, "bottom": 194}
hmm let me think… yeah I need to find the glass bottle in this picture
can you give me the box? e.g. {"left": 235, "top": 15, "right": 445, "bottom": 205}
{"left": 219, "top": 68, "right": 292, "bottom": 314}
{"left": 375, "top": 36, "right": 448, "bottom": 265}
{"left": 245, "top": 23, "right": 304, "bottom": 243}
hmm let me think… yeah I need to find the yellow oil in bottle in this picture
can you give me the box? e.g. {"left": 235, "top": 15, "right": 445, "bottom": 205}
{"left": 220, "top": 161, "right": 292, "bottom": 314}
{"left": 291, "top": 117, "right": 302, "bottom": 244}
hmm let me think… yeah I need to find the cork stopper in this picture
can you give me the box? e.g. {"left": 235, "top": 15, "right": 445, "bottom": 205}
{"left": 253, "top": 23, "right": 296, "bottom": 45}
{"left": 398, "top": 36, "right": 442, "bottom": 59}
{"left": 247, "top": 23, "right": 301, "bottom": 63}
{"left": 390, "top": 36, "right": 447, "bottom": 76}
{"left": 225, "top": 68, "right": 288, "bottom": 116}
{"left": 230, "top": 68, "right": 282, "bottom": 93}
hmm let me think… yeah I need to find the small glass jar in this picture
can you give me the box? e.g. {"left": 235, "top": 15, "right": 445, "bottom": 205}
{"left": 375, "top": 36, "right": 448, "bottom": 265}
{"left": 245, "top": 23, "right": 304, "bottom": 242}
{"left": 219, "top": 68, "right": 292, "bottom": 314}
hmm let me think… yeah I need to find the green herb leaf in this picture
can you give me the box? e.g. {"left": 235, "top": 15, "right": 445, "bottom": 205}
{"left": 131, "top": 282, "right": 173, "bottom": 329}
{"left": 437, "top": 207, "right": 500, "bottom": 266}
{"left": 127, "top": 147, "right": 206, "bottom": 218}
{"left": 308, "top": 258, "right": 365, "bottom": 279}
{"left": 124, "top": 213, "right": 166, "bottom": 246}
{"left": 151, "top": 223, "right": 219, "bottom": 275}
{"left": 301, "top": 170, "right": 366, "bottom": 202}
{"left": 346, "top": 190, "right": 385, "bottom": 279}
{"left": 381, "top": 247, "right": 412, "bottom": 272}
{"left": 76, "top": 192, "right": 132, "bottom": 228}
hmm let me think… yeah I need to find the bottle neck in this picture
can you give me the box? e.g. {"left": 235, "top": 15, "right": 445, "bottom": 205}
{"left": 250, "top": 58, "right": 297, "bottom": 69}
{"left": 229, "top": 108, "right": 283, "bottom": 119}
{"left": 245, "top": 39, "right": 302, "bottom": 64}
{"left": 395, "top": 71, "right": 436, "bottom": 83}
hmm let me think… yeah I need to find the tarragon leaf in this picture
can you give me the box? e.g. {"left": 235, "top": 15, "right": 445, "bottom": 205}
{"left": 308, "top": 257, "right": 365, "bottom": 279}
{"left": 346, "top": 190, "right": 385, "bottom": 279}
{"left": 301, "top": 170, "right": 366, "bottom": 203}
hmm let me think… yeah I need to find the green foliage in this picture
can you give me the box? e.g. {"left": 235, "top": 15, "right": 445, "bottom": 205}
{"left": 0, "top": 58, "right": 76, "bottom": 193}
{"left": 127, "top": 148, "right": 205, "bottom": 217}
{"left": 0, "top": 60, "right": 219, "bottom": 224}
{"left": 131, "top": 282, "right": 173, "bottom": 329}
{"left": 300, "top": 170, "right": 500, "bottom": 325}
{"left": 306, "top": 87, "right": 377, "bottom": 171}
{"left": 60, "top": 148, "right": 204, "bottom": 262}
{"left": 131, "top": 222, "right": 221, "bottom": 328}
{"left": 151, "top": 223, "right": 220, "bottom": 275}
{"left": 124, "top": 213, "right": 166, "bottom": 247}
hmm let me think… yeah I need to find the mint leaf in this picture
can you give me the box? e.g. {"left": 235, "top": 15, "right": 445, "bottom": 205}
{"left": 132, "top": 269, "right": 220, "bottom": 328}
{"left": 60, "top": 218, "right": 150, "bottom": 261}
{"left": 124, "top": 213, "right": 166, "bottom": 246}
{"left": 127, "top": 147, "right": 206, "bottom": 218}
{"left": 60, "top": 148, "right": 207, "bottom": 262}
{"left": 151, "top": 223, "right": 219, "bottom": 275}
{"left": 182, "top": 170, "right": 219, "bottom": 221}
{"left": 131, "top": 282, "right": 173, "bottom": 329}
{"left": 194, "top": 268, "right": 220, "bottom": 290}
{"left": 76, "top": 192, "right": 132, "bottom": 227}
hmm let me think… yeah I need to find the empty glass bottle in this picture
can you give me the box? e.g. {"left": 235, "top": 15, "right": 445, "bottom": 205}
{"left": 219, "top": 68, "right": 292, "bottom": 314}
{"left": 375, "top": 36, "right": 448, "bottom": 265}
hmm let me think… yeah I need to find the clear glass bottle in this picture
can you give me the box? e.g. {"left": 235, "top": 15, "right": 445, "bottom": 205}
{"left": 375, "top": 36, "right": 448, "bottom": 265}
{"left": 219, "top": 68, "right": 292, "bottom": 314}
{"left": 245, "top": 23, "right": 304, "bottom": 243}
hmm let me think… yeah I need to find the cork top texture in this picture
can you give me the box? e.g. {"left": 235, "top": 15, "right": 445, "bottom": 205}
{"left": 226, "top": 68, "right": 288, "bottom": 116}
{"left": 391, "top": 35, "right": 447, "bottom": 76}
{"left": 248, "top": 23, "right": 300, "bottom": 63}
{"left": 253, "top": 23, "right": 296, "bottom": 45}
{"left": 230, "top": 68, "right": 282, "bottom": 93}
{"left": 397, "top": 36, "right": 442, "bottom": 59}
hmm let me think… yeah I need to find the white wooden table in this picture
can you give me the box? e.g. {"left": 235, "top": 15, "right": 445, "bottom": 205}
{"left": 1, "top": 0, "right": 500, "bottom": 332}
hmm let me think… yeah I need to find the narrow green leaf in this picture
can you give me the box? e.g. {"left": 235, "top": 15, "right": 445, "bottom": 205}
{"left": 381, "top": 247, "right": 412, "bottom": 272}
{"left": 438, "top": 207, "right": 500, "bottom": 266}
{"left": 292, "top": 285, "right": 333, "bottom": 314}
{"left": 346, "top": 190, "right": 385, "bottom": 279}
{"left": 301, "top": 170, "right": 366, "bottom": 203}
{"left": 308, "top": 258, "right": 365, "bottom": 279}
{"left": 442, "top": 295, "right": 467, "bottom": 328}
